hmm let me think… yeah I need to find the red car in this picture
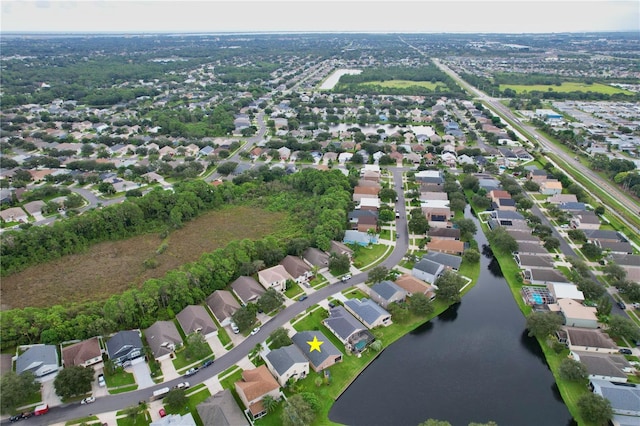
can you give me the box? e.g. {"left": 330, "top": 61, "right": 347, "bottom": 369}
{"left": 159, "top": 408, "right": 167, "bottom": 418}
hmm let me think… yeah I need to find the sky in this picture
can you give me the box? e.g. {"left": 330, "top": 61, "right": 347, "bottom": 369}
{"left": 1, "top": 0, "right": 638, "bottom": 34}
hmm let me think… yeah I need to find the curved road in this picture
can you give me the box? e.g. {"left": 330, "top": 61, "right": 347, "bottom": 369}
{"left": 23, "top": 169, "right": 410, "bottom": 425}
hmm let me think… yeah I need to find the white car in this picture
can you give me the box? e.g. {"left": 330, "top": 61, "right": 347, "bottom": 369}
{"left": 175, "top": 381, "right": 190, "bottom": 390}
{"left": 97, "top": 374, "right": 106, "bottom": 387}
{"left": 251, "top": 327, "right": 260, "bottom": 335}
{"left": 81, "top": 396, "right": 95, "bottom": 405}
{"left": 341, "top": 274, "right": 352, "bottom": 282}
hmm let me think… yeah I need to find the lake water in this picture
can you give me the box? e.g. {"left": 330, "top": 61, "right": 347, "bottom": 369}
{"left": 320, "top": 69, "right": 362, "bottom": 90}
{"left": 328, "top": 208, "right": 573, "bottom": 426}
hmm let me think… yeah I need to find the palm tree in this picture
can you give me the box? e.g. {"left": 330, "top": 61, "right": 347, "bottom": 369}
{"left": 262, "top": 394, "right": 278, "bottom": 413}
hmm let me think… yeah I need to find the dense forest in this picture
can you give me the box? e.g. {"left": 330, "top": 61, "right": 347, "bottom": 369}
{"left": 0, "top": 168, "right": 353, "bottom": 350}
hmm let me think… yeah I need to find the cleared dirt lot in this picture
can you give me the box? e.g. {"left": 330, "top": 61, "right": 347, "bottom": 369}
{"left": 1, "top": 206, "right": 289, "bottom": 310}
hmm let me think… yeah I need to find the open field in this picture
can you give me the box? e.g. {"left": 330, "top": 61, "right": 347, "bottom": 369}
{"left": 1, "top": 206, "right": 290, "bottom": 310}
{"left": 499, "top": 82, "right": 633, "bottom": 95}
{"left": 360, "top": 80, "right": 446, "bottom": 90}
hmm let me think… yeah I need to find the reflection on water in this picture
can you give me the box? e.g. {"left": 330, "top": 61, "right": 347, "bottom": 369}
{"left": 409, "top": 320, "right": 434, "bottom": 336}
{"left": 437, "top": 302, "right": 460, "bottom": 322}
{"left": 482, "top": 244, "right": 494, "bottom": 258}
{"left": 487, "top": 257, "right": 504, "bottom": 277}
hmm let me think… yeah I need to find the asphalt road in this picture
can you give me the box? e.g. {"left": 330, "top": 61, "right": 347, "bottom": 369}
{"left": 18, "top": 169, "right": 410, "bottom": 426}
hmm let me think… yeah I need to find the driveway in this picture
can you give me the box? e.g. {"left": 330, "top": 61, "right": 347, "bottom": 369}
{"left": 127, "top": 358, "right": 154, "bottom": 389}
{"left": 40, "top": 374, "right": 63, "bottom": 407}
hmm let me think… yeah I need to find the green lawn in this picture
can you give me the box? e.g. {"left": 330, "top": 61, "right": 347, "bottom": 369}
{"left": 352, "top": 244, "right": 390, "bottom": 269}
{"left": 116, "top": 411, "right": 151, "bottom": 426}
{"left": 284, "top": 282, "right": 305, "bottom": 300}
{"left": 106, "top": 369, "right": 136, "bottom": 388}
{"left": 172, "top": 346, "right": 213, "bottom": 371}
{"left": 109, "top": 384, "right": 138, "bottom": 395}
{"left": 310, "top": 275, "right": 329, "bottom": 289}
{"left": 163, "top": 386, "right": 211, "bottom": 425}
{"left": 499, "top": 82, "right": 633, "bottom": 95}
{"left": 65, "top": 416, "right": 100, "bottom": 425}
{"left": 378, "top": 229, "right": 391, "bottom": 240}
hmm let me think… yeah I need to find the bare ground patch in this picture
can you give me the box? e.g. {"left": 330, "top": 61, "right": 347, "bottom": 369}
{"left": 1, "top": 206, "right": 289, "bottom": 310}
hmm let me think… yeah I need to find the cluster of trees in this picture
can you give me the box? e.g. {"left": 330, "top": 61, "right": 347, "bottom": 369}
{"left": 0, "top": 169, "right": 352, "bottom": 350}
{"left": 590, "top": 154, "right": 640, "bottom": 197}
{"left": 146, "top": 104, "right": 237, "bottom": 138}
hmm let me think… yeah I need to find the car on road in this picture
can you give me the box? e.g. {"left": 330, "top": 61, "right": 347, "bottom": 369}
{"left": 341, "top": 274, "right": 351, "bottom": 282}
{"left": 81, "top": 396, "right": 96, "bottom": 405}
{"left": 617, "top": 301, "right": 626, "bottom": 310}
{"left": 298, "top": 295, "right": 308, "bottom": 301}
{"left": 9, "top": 414, "right": 26, "bottom": 422}
{"left": 251, "top": 326, "right": 261, "bottom": 335}
{"left": 184, "top": 368, "right": 198, "bottom": 377}
{"left": 175, "top": 382, "right": 190, "bottom": 390}
{"left": 97, "top": 374, "right": 106, "bottom": 387}
{"left": 619, "top": 348, "right": 633, "bottom": 355}
{"left": 201, "top": 359, "right": 214, "bottom": 368}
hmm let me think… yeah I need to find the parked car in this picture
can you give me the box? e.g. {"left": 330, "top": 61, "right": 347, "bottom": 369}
{"left": 159, "top": 408, "right": 167, "bottom": 418}
{"left": 81, "top": 396, "right": 96, "bottom": 405}
{"left": 251, "top": 326, "right": 260, "bottom": 335}
{"left": 328, "top": 302, "right": 336, "bottom": 308}
{"left": 201, "top": 359, "right": 214, "bottom": 368}
{"left": 619, "top": 348, "right": 633, "bottom": 355}
{"left": 175, "top": 381, "right": 190, "bottom": 390}
{"left": 298, "top": 295, "right": 308, "bottom": 301}
{"left": 184, "top": 367, "right": 198, "bottom": 377}
{"left": 617, "top": 301, "right": 626, "bottom": 310}
{"left": 341, "top": 274, "right": 352, "bottom": 282}
{"left": 9, "top": 415, "right": 23, "bottom": 422}
{"left": 97, "top": 374, "right": 106, "bottom": 387}
{"left": 230, "top": 322, "right": 240, "bottom": 334}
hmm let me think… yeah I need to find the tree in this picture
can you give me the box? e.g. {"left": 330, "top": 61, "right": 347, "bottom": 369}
{"left": 329, "top": 253, "right": 350, "bottom": 275}
{"left": 408, "top": 211, "right": 429, "bottom": 235}
{"left": 543, "top": 237, "right": 560, "bottom": 251}
{"left": 231, "top": 305, "right": 257, "bottom": 333}
{"left": 576, "top": 278, "right": 605, "bottom": 301}
{"left": 461, "top": 174, "right": 479, "bottom": 191}
{"left": 558, "top": 358, "right": 588, "bottom": 381}
{"left": 165, "top": 388, "right": 188, "bottom": 410}
{"left": 54, "top": 366, "right": 94, "bottom": 399}
{"left": 486, "top": 227, "right": 518, "bottom": 254}
{"left": 603, "top": 263, "right": 626, "bottom": 282}
{"left": 0, "top": 371, "right": 40, "bottom": 413}
{"left": 216, "top": 161, "right": 238, "bottom": 176}
{"left": 454, "top": 218, "right": 477, "bottom": 241}
{"left": 97, "top": 182, "right": 116, "bottom": 195}
{"left": 408, "top": 292, "right": 434, "bottom": 316}
{"left": 566, "top": 257, "right": 590, "bottom": 279}
{"left": 607, "top": 315, "right": 640, "bottom": 342}
{"left": 567, "top": 229, "right": 586, "bottom": 243}
{"left": 379, "top": 188, "right": 397, "bottom": 202}
{"left": 378, "top": 209, "right": 395, "bottom": 223}
{"left": 525, "top": 311, "right": 563, "bottom": 338}
{"left": 523, "top": 180, "right": 540, "bottom": 191}
{"left": 183, "top": 333, "right": 210, "bottom": 362}
{"left": 367, "top": 265, "right": 389, "bottom": 284}
{"left": 462, "top": 249, "right": 480, "bottom": 264}
{"left": 435, "top": 271, "right": 465, "bottom": 304}
{"left": 263, "top": 394, "right": 279, "bottom": 413}
{"left": 581, "top": 242, "right": 602, "bottom": 259}
{"left": 281, "top": 394, "right": 315, "bottom": 426}
{"left": 418, "top": 420, "right": 452, "bottom": 426}
{"left": 269, "top": 327, "right": 292, "bottom": 350}
{"left": 257, "top": 288, "right": 285, "bottom": 314}
{"left": 577, "top": 393, "right": 612, "bottom": 425}
{"left": 369, "top": 340, "right": 383, "bottom": 352}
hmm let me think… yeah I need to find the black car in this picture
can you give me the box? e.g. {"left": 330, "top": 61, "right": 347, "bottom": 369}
{"left": 9, "top": 415, "right": 22, "bottom": 423}
{"left": 617, "top": 301, "right": 626, "bottom": 310}
{"left": 619, "top": 348, "right": 633, "bottom": 355}
{"left": 201, "top": 359, "right": 214, "bottom": 368}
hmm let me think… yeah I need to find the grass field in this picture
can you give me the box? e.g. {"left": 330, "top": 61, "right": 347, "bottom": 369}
{"left": 499, "top": 82, "right": 633, "bottom": 95}
{"left": 1, "top": 205, "right": 290, "bottom": 310}
{"left": 360, "top": 80, "right": 447, "bottom": 90}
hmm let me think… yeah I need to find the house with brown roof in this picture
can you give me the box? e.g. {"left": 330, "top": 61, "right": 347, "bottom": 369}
{"left": 61, "top": 337, "right": 102, "bottom": 368}
{"left": 394, "top": 274, "right": 436, "bottom": 299}
{"left": 428, "top": 228, "right": 460, "bottom": 241}
{"left": 206, "top": 290, "right": 241, "bottom": 326}
{"left": 353, "top": 186, "right": 380, "bottom": 197}
{"left": 235, "top": 365, "right": 281, "bottom": 420}
{"left": 258, "top": 265, "right": 292, "bottom": 292}
{"left": 559, "top": 327, "right": 617, "bottom": 353}
{"left": 176, "top": 305, "right": 218, "bottom": 339}
{"left": 0, "top": 206, "right": 28, "bottom": 223}
{"left": 302, "top": 247, "right": 329, "bottom": 272}
{"left": 329, "top": 240, "right": 354, "bottom": 261}
{"left": 144, "top": 320, "right": 183, "bottom": 361}
{"left": 426, "top": 238, "right": 465, "bottom": 255}
{"left": 230, "top": 276, "right": 266, "bottom": 305}
{"left": 280, "top": 255, "right": 313, "bottom": 285}
{"left": 488, "top": 189, "right": 511, "bottom": 203}
{"left": 357, "top": 179, "right": 381, "bottom": 189}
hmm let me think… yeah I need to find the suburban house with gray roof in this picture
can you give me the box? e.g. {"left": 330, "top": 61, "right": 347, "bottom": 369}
{"left": 206, "top": 290, "right": 241, "bottom": 326}
{"left": 329, "top": 240, "right": 354, "bottom": 260}
{"left": 412, "top": 258, "right": 444, "bottom": 284}
{"left": 524, "top": 268, "right": 570, "bottom": 286}
{"left": 61, "top": 337, "right": 102, "bottom": 368}
{"left": 230, "top": 276, "right": 266, "bottom": 305}
{"left": 323, "top": 306, "right": 374, "bottom": 353}
{"left": 144, "top": 320, "right": 183, "bottom": 361}
{"left": 370, "top": 281, "right": 409, "bottom": 309}
{"left": 572, "top": 351, "right": 631, "bottom": 384}
{"left": 302, "top": 247, "right": 330, "bottom": 272}
{"left": 15, "top": 344, "right": 59, "bottom": 378}
{"left": 515, "top": 254, "right": 554, "bottom": 270}
{"left": 291, "top": 331, "right": 343, "bottom": 372}
{"left": 279, "top": 255, "right": 312, "bottom": 285}
{"left": 422, "top": 252, "right": 463, "bottom": 271}
{"left": 257, "top": 265, "right": 292, "bottom": 292}
{"left": 344, "top": 298, "right": 391, "bottom": 328}
{"left": 590, "top": 379, "right": 640, "bottom": 419}
{"left": 196, "top": 389, "right": 249, "bottom": 426}
{"left": 176, "top": 305, "right": 218, "bottom": 339}
{"left": 263, "top": 344, "right": 309, "bottom": 387}
{"left": 105, "top": 330, "right": 144, "bottom": 366}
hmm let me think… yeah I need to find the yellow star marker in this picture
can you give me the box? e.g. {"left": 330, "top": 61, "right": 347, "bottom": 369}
{"left": 307, "top": 336, "right": 324, "bottom": 353}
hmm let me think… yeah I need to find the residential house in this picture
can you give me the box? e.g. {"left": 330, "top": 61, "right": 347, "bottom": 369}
{"left": 506, "top": 230, "right": 542, "bottom": 245}
{"left": 196, "top": 389, "right": 250, "bottom": 426}
{"left": 353, "top": 185, "right": 381, "bottom": 197}
{"left": 572, "top": 352, "right": 631, "bottom": 384}
{"left": 280, "top": 255, "right": 312, "bottom": 285}
{"left": 598, "top": 241, "right": 633, "bottom": 255}
{"left": 548, "top": 194, "right": 578, "bottom": 204}
{"left": 527, "top": 169, "right": 548, "bottom": 182}
{"left": 415, "top": 170, "right": 444, "bottom": 185}
{"left": 395, "top": 274, "right": 436, "bottom": 299}
{"left": 515, "top": 254, "right": 554, "bottom": 270}
{"left": 427, "top": 228, "right": 460, "bottom": 240}
{"left": 235, "top": 365, "right": 280, "bottom": 420}
{"left": 412, "top": 258, "right": 444, "bottom": 284}
{"left": 514, "top": 242, "right": 552, "bottom": 256}
{"left": 559, "top": 202, "right": 587, "bottom": 212}
{"left": 230, "top": 276, "right": 266, "bottom": 305}
{"left": 0, "top": 206, "right": 28, "bottom": 223}
{"left": 426, "top": 238, "right": 465, "bottom": 255}
{"left": 348, "top": 210, "right": 378, "bottom": 232}
{"left": 323, "top": 306, "right": 375, "bottom": 353}
{"left": 330, "top": 240, "right": 354, "bottom": 261}
{"left": 15, "top": 344, "right": 59, "bottom": 378}
{"left": 302, "top": 247, "right": 329, "bottom": 272}
{"left": 422, "top": 252, "right": 463, "bottom": 271}
{"left": 144, "top": 320, "right": 183, "bottom": 361}
{"left": 370, "top": 281, "right": 409, "bottom": 309}
{"left": 356, "top": 197, "right": 380, "bottom": 211}
{"left": 344, "top": 298, "right": 392, "bottom": 328}
{"left": 540, "top": 180, "right": 563, "bottom": 195}
{"left": 105, "top": 330, "right": 144, "bottom": 366}
{"left": 609, "top": 254, "right": 640, "bottom": 283}
{"left": 488, "top": 189, "right": 511, "bottom": 203}
{"left": 570, "top": 211, "right": 600, "bottom": 230}
{"left": 583, "top": 230, "right": 624, "bottom": 244}
{"left": 524, "top": 268, "right": 570, "bottom": 286}
{"left": 176, "top": 305, "right": 218, "bottom": 339}
{"left": 489, "top": 210, "right": 528, "bottom": 230}
{"left": 548, "top": 283, "right": 584, "bottom": 302}
{"left": 548, "top": 299, "right": 599, "bottom": 329}
{"left": 559, "top": 327, "right": 617, "bottom": 353}
{"left": 263, "top": 345, "right": 309, "bottom": 387}
{"left": 206, "top": 290, "right": 241, "bottom": 326}
{"left": 61, "top": 337, "right": 102, "bottom": 368}
{"left": 150, "top": 414, "right": 196, "bottom": 426}
{"left": 258, "top": 265, "right": 292, "bottom": 292}
{"left": 22, "top": 200, "right": 46, "bottom": 218}
{"left": 494, "top": 198, "right": 516, "bottom": 211}
{"left": 590, "top": 379, "right": 640, "bottom": 419}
